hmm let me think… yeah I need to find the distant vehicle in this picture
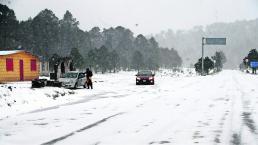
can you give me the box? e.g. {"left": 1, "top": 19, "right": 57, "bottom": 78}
{"left": 59, "top": 71, "right": 86, "bottom": 89}
{"left": 136, "top": 70, "right": 155, "bottom": 85}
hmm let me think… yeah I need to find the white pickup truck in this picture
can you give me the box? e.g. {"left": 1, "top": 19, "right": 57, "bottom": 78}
{"left": 59, "top": 71, "right": 87, "bottom": 89}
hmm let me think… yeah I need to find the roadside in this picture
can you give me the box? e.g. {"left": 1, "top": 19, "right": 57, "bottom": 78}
{"left": 0, "top": 75, "right": 106, "bottom": 119}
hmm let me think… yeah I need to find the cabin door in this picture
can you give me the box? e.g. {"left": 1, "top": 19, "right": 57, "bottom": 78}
{"left": 19, "top": 60, "right": 24, "bottom": 81}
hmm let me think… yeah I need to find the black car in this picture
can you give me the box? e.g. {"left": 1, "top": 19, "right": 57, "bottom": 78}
{"left": 136, "top": 70, "right": 155, "bottom": 85}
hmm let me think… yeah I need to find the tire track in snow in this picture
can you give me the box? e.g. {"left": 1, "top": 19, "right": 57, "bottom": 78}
{"left": 40, "top": 112, "right": 125, "bottom": 145}
{"left": 150, "top": 77, "right": 224, "bottom": 143}
{"left": 192, "top": 74, "right": 232, "bottom": 145}
{"left": 168, "top": 73, "right": 228, "bottom": 144}
{"left": 230, "top": 72, "right": 258, "bottom": 145}
{"left": 213, "top": 110, "right": 230, "bottom": 144}
{"left": 147, "top": 76, "right": 224, "bottom": 144}
{"left": 228, "top": 74, "right": 245, "bottom": 145}
{"left": 208, "top": 74, "right": 237, "bottom": 145}
{"left": 24, "top": 92, "right": 113, "bottom": 114}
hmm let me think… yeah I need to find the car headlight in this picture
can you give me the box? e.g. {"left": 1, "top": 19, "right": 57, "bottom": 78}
{"left": 136, "top": 77, "right": 141, "bottom": 80}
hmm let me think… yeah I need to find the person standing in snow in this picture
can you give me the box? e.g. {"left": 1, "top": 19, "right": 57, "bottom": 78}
{"left": 53, "top": 63, "right": 59, "bottom": 80}
{"left": 85, "top": 68, "right": 93, "bottom": 89}
{"left": 69, "top": 61, "right": 74, "bottom": 71}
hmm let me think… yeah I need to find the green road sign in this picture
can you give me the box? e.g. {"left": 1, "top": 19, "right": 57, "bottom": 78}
{"left": 205, "top": 38, "right": 226, "bottom": 45}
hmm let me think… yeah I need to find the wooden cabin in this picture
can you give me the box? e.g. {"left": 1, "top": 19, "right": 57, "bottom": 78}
{"left": 0, "top": 50, "right": 39, "bottom": 82}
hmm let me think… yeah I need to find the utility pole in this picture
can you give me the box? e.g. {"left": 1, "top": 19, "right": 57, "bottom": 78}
{"left": 201, "top": 37, "right": 205, "bottom": 76}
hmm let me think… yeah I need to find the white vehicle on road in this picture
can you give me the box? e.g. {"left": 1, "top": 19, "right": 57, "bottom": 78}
{"left": 59, "top": 71, "right": 87, "bottom": 89}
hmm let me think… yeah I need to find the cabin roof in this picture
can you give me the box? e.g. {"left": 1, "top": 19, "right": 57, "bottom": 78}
{"left": 0, "top": 50, "right": 25, "bottom": 56}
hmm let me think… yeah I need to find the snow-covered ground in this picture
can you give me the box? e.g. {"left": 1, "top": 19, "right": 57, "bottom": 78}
{"left": 1, "top": 70, "right": 258, "bottom": 145}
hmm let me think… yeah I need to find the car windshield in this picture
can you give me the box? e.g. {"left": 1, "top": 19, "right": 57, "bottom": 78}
{"left": 137, "top": 71, "right": 153, "bottom": 76}
{"left": 62, "top": 72, "right": 78, "bottom": 78}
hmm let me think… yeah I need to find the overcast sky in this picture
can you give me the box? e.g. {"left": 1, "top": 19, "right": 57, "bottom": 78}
{"left": 8, "top": 0, "right": 258, "bottom": 35}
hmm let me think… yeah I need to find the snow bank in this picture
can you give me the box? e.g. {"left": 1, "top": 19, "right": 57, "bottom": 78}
{"left": 0, "top": 76, "right": 108, "bottom": 119}
{"left": 157, "top": 68, "right": 196, "bottom": 77}
{"left": 0, "top": 82, "right": 78, "bottom": 118}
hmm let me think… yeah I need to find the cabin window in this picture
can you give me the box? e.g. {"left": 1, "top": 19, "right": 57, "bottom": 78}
{"left": 6, "top": 58, "right": 14, "bottom": 71}
{"left": 31, "top": 59, "right": 37, "bottom": 71}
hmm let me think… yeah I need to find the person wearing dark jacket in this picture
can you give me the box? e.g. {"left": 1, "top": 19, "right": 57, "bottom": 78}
{"left": 85, "top": 68, "right": 93, "bottom": 89}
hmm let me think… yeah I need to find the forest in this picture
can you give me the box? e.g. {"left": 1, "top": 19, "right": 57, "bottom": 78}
{"left": 0, "top": 4, "right": 182, "bottom": 73}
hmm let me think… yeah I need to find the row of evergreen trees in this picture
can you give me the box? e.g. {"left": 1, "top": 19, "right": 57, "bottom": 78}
{"left": 0, "top": 4, "right": 182, "bottom": 73}
{"left": 194, "top": 51, "right": 226, "bottom": 75}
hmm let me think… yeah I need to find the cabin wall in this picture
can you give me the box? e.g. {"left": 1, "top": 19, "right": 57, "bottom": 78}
{"left": 0, "top": 52, "right": 39, "bottom": 82}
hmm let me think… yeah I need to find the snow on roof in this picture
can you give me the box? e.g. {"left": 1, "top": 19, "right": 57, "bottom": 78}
{"left": 0, "top": 50, "right": 25, "bottom": 56}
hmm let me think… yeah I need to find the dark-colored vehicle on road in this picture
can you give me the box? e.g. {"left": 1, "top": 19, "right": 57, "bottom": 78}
{"left": 136, "top": 70, "right": 155, "bottom": 85}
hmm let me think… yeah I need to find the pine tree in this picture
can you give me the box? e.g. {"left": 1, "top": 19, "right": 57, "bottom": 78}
{"left": 70, "top": 47, "right": 84, "bottom": 69}
{"left": 97, "top": 45, "right": 109, "bottom": 73}
{"left": 212, "top": 51, "right": 226, "bottom": 72}
{"left": 131, "top": 50, "right": 144, "bottom": 71}
{"left": 0, "top": 4, "right": 18, "bottom": 49}
{"left": 109, "top": 50, "right": 120, "bottom": 72}
{"left": 32, "top": 9, "right": 59, "bottom": 57}
{"left": 87, "top": 49, "right": 98, "bottom": 72}
{"left": 194, "top": 57, "right": 214, "bottom": 75}
{"left": 59, "top": 10, "right": 79, "bottom": 55}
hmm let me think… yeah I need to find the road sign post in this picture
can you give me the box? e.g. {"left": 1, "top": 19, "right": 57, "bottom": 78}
{"left": 201, "top": 37, "right": 205, "bottom": 75}
{"left": 201, "top": 37, "right": 226, "bottom": 76}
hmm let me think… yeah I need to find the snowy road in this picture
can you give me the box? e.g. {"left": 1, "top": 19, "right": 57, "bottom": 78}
{"left": 1, "top": 70, "right": 258, "bottom": 145}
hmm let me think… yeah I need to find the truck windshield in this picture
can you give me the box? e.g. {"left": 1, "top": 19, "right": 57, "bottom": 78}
{"left": 63, "top": 73, "right": 78, "bottom": 78}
